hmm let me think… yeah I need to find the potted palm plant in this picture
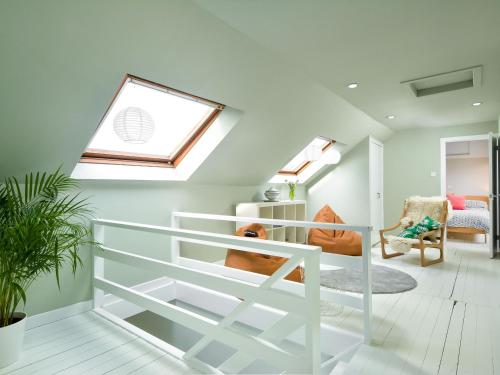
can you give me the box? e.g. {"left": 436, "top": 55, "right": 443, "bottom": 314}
{"left": 0, "top": 168, "right": 94, "bottom": 368}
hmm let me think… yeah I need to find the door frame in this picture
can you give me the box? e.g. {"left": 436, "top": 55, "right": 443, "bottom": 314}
{"left": 369, "top": 136, "right": 384, "bottom": 244}
{"left": 439, "top": 134, "right": 490, "bottom": 197}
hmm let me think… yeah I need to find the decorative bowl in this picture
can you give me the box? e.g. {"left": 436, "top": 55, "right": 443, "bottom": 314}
{"left": 264, "top": 187, "right": 280, "bottom": 202}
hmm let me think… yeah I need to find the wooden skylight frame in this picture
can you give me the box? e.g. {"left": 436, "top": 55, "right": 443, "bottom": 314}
{"left": 277, "top": 136, "right": 335, "bottom": 176}
{"left": 80, "top": 74, "right": 225, "bottom": 168}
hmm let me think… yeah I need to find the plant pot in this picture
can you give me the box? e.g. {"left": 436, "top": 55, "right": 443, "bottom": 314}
{"left": 0, "top": 312, "right": 26, "bottom": 368}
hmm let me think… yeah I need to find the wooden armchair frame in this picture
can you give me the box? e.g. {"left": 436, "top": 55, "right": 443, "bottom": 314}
{"left": 380, "top": 200, "right": 448, "bottom": 267}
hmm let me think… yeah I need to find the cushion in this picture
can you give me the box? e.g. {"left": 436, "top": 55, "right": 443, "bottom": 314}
{"left": 465, "top": 199, "right": 487, "bottom": 209}
{"left": 447, "top": 194, "right": 465, "bottom": 210}
{"left": 397, "top": 216, "right": 440, "bottom": 239}
{"left": 224, "top": 223, "right": 302, "bottom": 282}
{"left": 307, "top": 205, "right": 362, "bottom": 256}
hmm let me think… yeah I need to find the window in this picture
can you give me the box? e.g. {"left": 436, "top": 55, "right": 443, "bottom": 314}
{"left": 269, "top": 136, "right": 339, "bottom": 184}
{"left": 278, "top": 137, "right": 334, "bottom": 176}
{"left": 80, "top": 74, "right": 225, "bottom": 168}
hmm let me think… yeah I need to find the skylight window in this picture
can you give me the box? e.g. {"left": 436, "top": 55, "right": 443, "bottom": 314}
{"left": 81, "top": 75, "right": 225, "bottom": 168}
{"left": 278, "top": 137, "right": 333, "bottom": 176}
{"left": 269, "top": 136, "right": 340, "bottom": 184}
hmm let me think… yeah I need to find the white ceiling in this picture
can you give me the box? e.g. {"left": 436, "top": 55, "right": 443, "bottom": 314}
{"left": 195, "top": 0, "right": 500, "bottom": 130}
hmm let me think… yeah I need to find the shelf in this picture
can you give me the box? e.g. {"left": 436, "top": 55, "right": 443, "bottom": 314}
{"left": 296, "top": 227, "right": 306, "bottom": 244}
{"left": 236, "top": 200, "right": 307, "bottom": 245}
{"left": 274, "top": 227, "right": 286, "bottom": 242}
{"left": 273, "top": 205, "right": 285, "bottom": 220}
{"left": 285, "top": 227, "right": 296, "bottom": 242}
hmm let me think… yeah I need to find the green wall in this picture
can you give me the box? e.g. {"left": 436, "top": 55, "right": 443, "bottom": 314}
{"left": 384, "top": 121, "right": 497, "bottom": 225}
{"left": 306, "top": 137, "right": 370, "bottom": 226}
{"left": 24, "top": 181, "right": 305, "bottom": 316}
{"left": 25, "top": 120, "right": 498, "bottom": 315}
{"left": 5, "top": 0, "right": 496, "bottom": 319}
{"left": 0, "top": 0, "right": 391, "bottom": 184}
{"left": 1, "top": 0, "right": 390, "bottom": 316}
{"left": 0, "top": 0, "right": 384, "bottom": 317}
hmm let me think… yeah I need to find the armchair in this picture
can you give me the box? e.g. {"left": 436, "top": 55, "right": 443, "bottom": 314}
{"left": 380, "top": 197, "right": 448, "bottom": 267}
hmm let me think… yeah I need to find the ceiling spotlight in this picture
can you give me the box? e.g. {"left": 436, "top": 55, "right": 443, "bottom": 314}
{"left": 386, "top": 115, "right": 396, "bottom": 119}
{"left": 347, "top": 83, "right": 358, "bottom": 89}
{"left": 472, "top": 102, "right": 482, "bottom": 106}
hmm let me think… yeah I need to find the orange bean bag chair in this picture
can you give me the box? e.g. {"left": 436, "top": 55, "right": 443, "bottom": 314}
{"left": 224, "top": 223, "right": 303, "bottom": 282}
{"left": 308, "top": 205, "right": 362, "bottom": 256}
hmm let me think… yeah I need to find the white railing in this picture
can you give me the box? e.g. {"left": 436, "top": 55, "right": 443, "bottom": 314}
{"left": 92, "top": 218, "right": 322, "bottom": 374}
{"left": 171, "top": 211, "right": 373, "bottom": 345}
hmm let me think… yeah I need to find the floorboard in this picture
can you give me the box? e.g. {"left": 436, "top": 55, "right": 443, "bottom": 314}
{"left": 342, "top": 239, "right": 500, "bottom": 375}
{"left": 0, "top": 312, "right": 189, "bottom": 375}
{"left": 2, "top": 239, "right": 498, "bottom": 374}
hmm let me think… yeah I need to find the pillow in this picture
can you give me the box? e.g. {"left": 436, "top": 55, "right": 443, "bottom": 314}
{"left": 465, "top": 199, "right": 487, "bottom": 209}
{"left": 447, "top": 194, "right": 465, "bottom": 210}
{"left": 398, "top": 216, "right": 441, "bottom": 239}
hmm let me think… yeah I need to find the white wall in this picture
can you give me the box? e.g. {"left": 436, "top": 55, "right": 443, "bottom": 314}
{"left": 306, "top": 137, "right": 370, "bottom": 226}
{"left": 446, "top": 157, "right": 489, "bottom": 195}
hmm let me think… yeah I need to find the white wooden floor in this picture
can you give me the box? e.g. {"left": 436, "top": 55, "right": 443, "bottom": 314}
{"left": 326, "top": 239, "right": 500, "bottom": 375}
{"left": 0, "top": 311, "right": 195, "bottom": 375}
{"left": 2, "top": 239, "right": 499, "bottom": 375}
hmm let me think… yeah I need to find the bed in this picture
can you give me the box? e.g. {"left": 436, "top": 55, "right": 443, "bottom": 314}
{"left": 447, "top": 195, "right": 490, "bottom": 242}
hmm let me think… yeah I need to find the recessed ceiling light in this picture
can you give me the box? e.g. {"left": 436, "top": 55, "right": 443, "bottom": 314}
{"left": 386, "top": 115, "right": 396, "bottom": 119}
{"left": 347, "top": 83, "right": 358, "bottom": 89}
{"left": 472, "top": 101, "right": 482, "bottom": 106}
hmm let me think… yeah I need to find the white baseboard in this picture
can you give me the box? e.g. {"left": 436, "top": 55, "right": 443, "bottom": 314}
{"left": 26, "top": 300, "right": 93, "bottom": 330}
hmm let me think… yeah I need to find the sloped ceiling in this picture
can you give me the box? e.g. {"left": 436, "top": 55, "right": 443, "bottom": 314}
{"left": 195, "top": 0, "right": 500, "bottom": 129}
{"left": 0, "top": 0, "right": 391, "bottom": 184}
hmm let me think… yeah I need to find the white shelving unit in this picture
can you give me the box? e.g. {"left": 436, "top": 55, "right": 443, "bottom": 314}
{"left": 235, "top": 200, "right": 307, "bottom": 243}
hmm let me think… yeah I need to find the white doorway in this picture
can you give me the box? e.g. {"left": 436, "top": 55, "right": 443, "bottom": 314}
{"left": 440, "top": 134, "right": 498, "bottom": 257}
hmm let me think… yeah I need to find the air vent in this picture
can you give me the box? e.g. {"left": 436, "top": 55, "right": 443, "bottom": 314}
{"left": 401, "top": 66, "right": 482, "bottom": 97}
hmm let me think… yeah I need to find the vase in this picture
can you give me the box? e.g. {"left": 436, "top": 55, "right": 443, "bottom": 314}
{"left": 0, "top": 312, "right": 26, "bottom": 368}
{"left": 289, "top": 188, "right": 296, "bottom": 201}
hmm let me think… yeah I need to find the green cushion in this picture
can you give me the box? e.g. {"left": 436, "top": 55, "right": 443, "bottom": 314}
{"left": 398, "top": 216, "right": 440, "bottom": 239}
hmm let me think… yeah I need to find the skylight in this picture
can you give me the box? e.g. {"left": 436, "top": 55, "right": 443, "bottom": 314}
{"left": 81, "top": 75, "right": 224, "bottom": 168}
{"left": 269, "top": 136, "right": 340, "bottom": 184}
{"left": 278, "top": 137, "right": 333, "bottom": 175}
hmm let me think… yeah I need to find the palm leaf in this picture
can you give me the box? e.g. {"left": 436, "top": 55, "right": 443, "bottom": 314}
{"left": 0, "top": 168, "right": 94, "bottom": 327}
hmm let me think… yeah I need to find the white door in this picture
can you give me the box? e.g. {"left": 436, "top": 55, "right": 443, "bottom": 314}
{"left": 488, "top": 133, "right": 499, "bottom": 258}
{"left": 370, "top": 139, "right": 384, "bottom": 243}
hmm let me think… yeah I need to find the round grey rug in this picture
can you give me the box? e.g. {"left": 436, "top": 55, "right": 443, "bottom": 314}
{"left": 320, "top": 264, "right": 417, "bottom": 294}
